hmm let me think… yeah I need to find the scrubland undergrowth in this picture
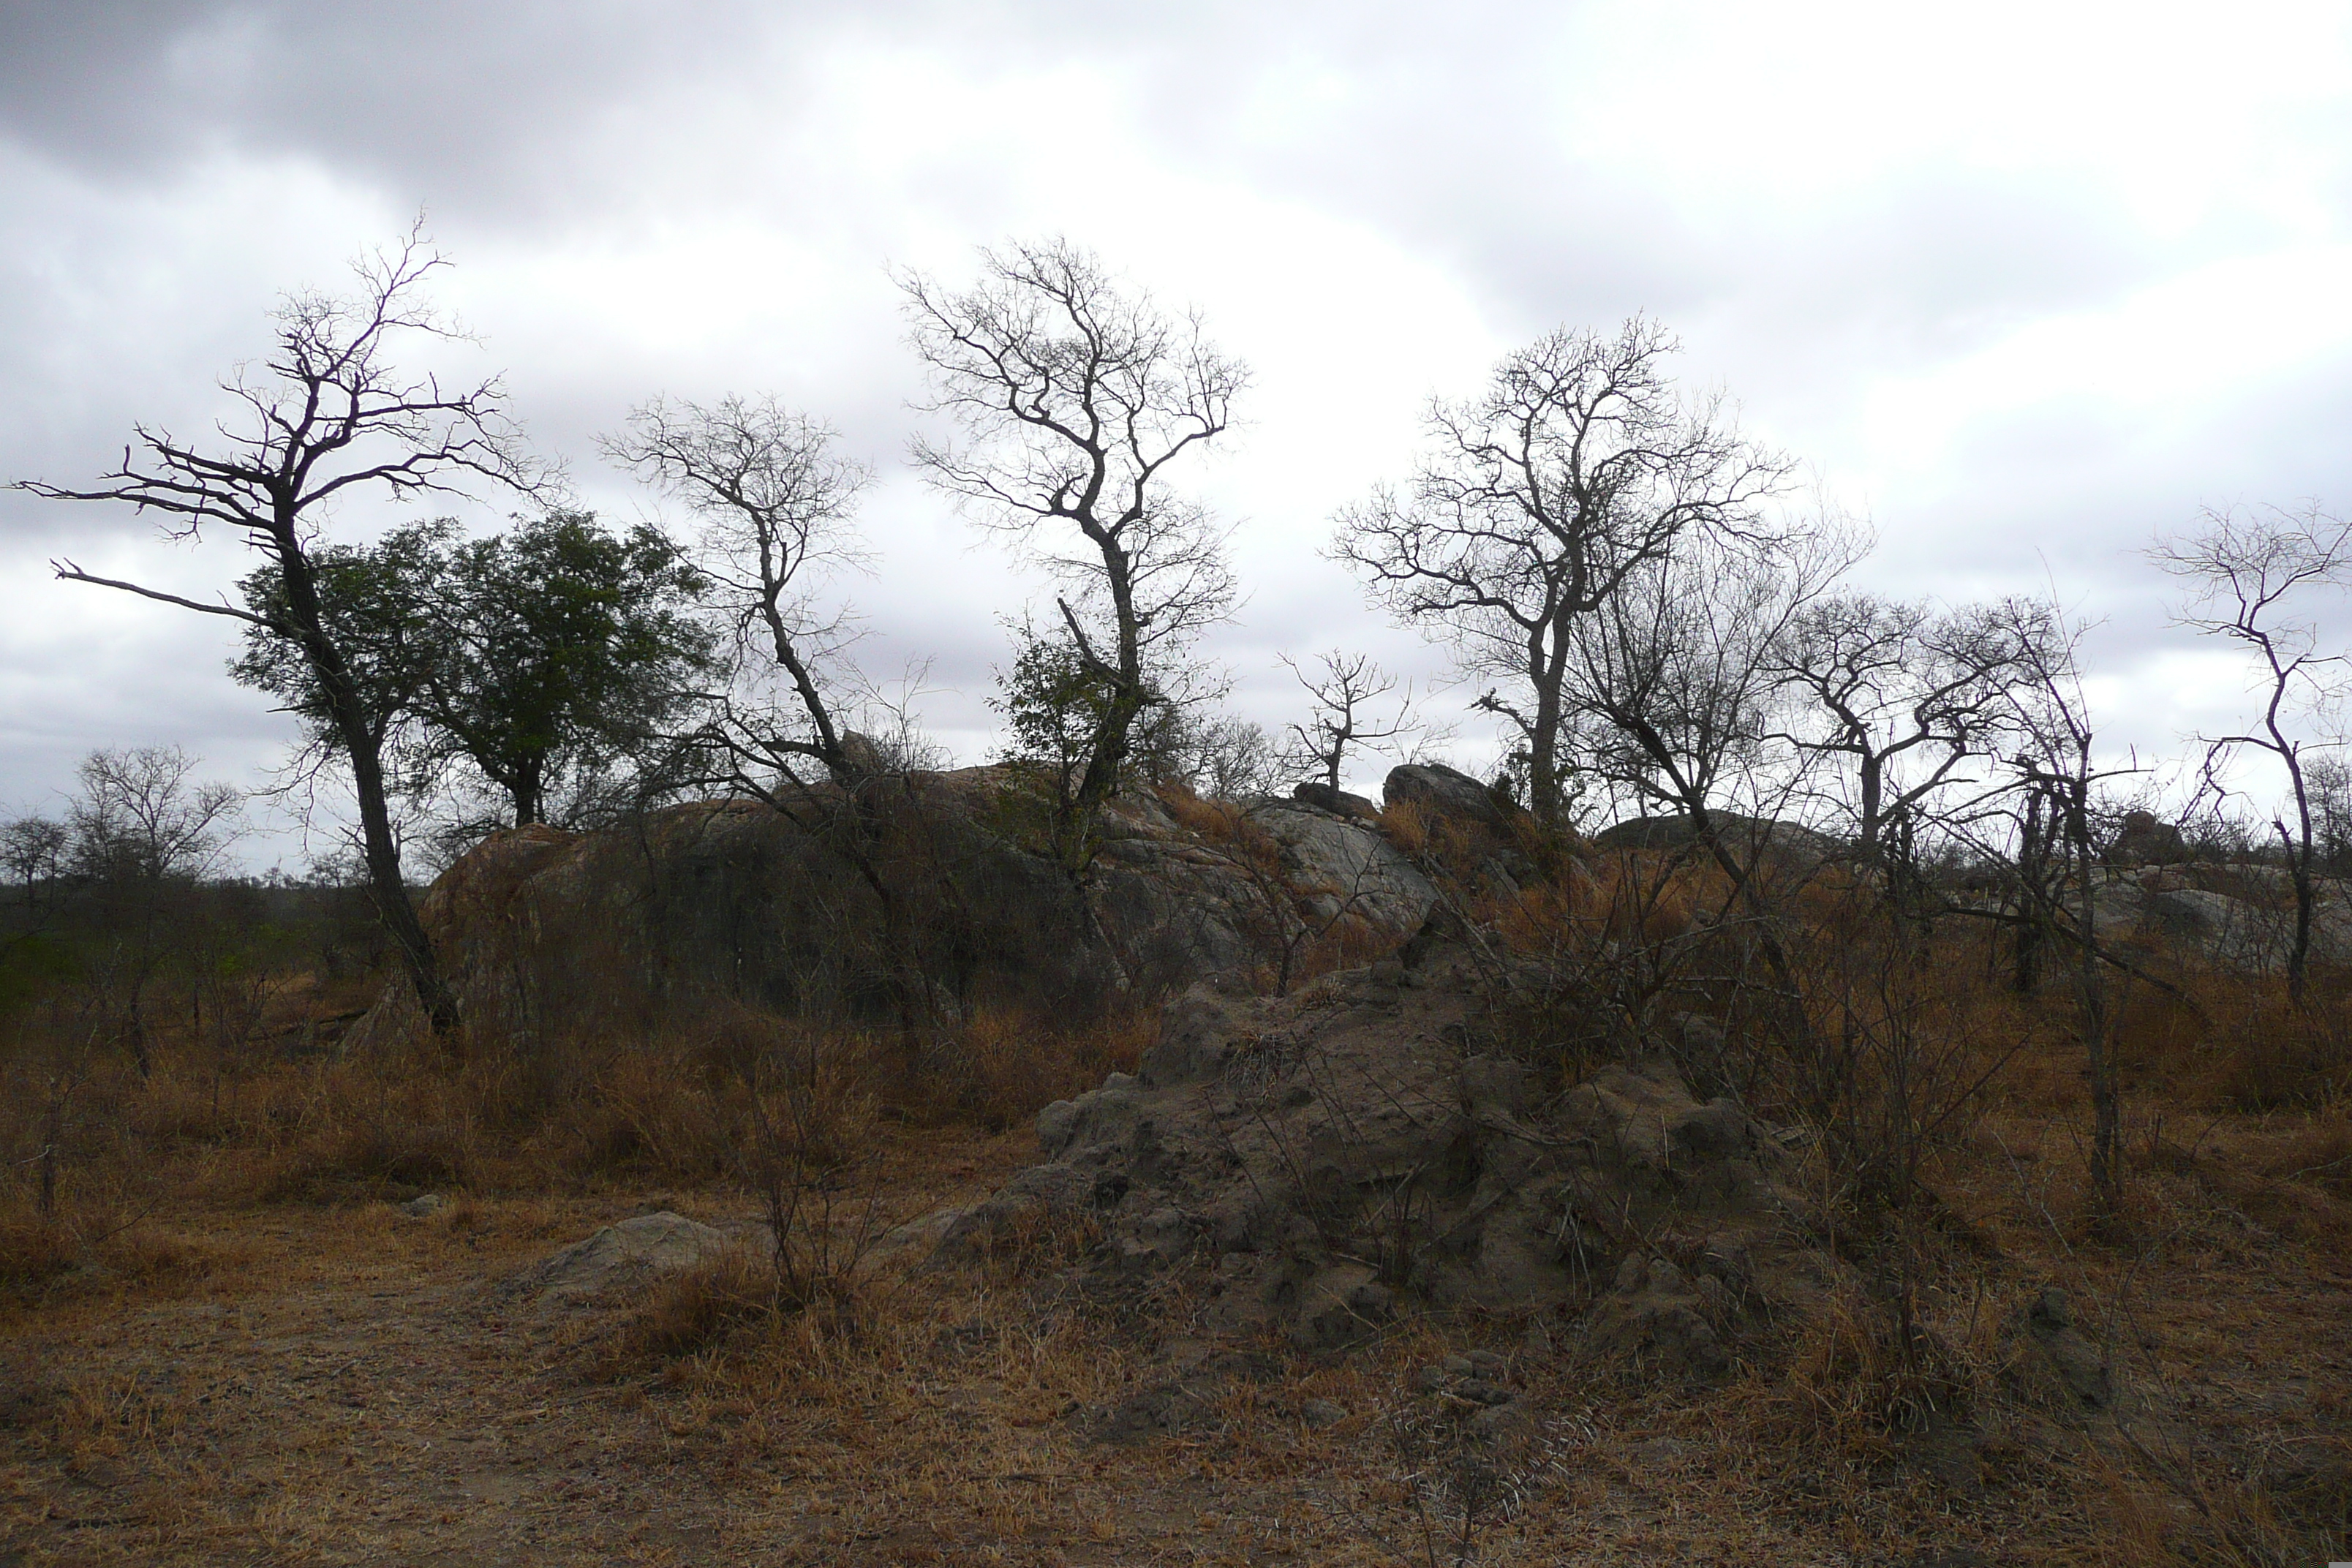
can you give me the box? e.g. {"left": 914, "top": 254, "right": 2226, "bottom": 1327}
{"left": 3, "top": 845, "right": 2350, "bottom": 1565}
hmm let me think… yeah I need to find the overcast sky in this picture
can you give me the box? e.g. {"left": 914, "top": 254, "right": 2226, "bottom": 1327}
{"left": 5, "top": 1, "right": 2351, "bottom": 867}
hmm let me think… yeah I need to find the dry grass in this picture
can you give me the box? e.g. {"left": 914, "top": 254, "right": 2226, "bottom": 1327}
{"left": 600, "top": 1243, "right": 779, "bottom": 1367}
{"left": 6, "top": 864, "right": 2352, "bottom": 1563}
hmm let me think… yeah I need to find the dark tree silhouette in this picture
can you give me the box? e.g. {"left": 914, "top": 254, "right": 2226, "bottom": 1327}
{"left": 1281, "top": 650, "right": 1417, "bottom": 794}
{"left": 606, "top": 394, "right": 871, "bottom": 794}
{"left": 234, "top": 510, "right": 710, "bottom": 832}
{"left": 18, "top": 230, "right": 540, "bottom": 1035}
{"left": 2152, "top": 502, "right": 2352, "bottom": 1003}
{"left": 902, "top": 240, "right": 1245, "bottom": 837}
{"left": 1336, "top": 318, "right": 1794, "bottom": 823}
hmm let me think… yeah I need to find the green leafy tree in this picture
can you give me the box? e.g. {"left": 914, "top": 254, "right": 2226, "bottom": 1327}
{"left": 993, "top": 625, "right": 1124, "bottom": 821}
{"left": 20, "top": 233, "right": 536, "bottom": 1034}
{"left": 233, "top": 519, "right": 453, "bottom": 807}
{"left": 425, "top": 512, "right": 710, "bottom": 828}
{"left": 235, "top": 511, "right": 712, "bottom": 834}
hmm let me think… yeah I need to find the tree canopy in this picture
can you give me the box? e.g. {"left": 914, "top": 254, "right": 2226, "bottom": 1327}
{"left": 235, "top": 510, "right": 712, "bottom": 833}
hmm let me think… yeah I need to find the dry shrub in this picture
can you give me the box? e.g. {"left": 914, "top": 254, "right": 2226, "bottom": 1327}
{"left": 2086, "top": 1430, "right": 2334, "bottom": 1568}
{"left": 1758, "top": 1283, "right": 1989, "bottom": 1452}
{"left": 2216, "top": 996, "right": 2352, "bottom": 1110}
{"left": 0, "top": 1213, "right": 79, "bottom": 1293}
{"left": 92, "top": 1224, "right": 256, "bottom": 1288}
{"left": 2223, "top": 1175, "right": 2352, "bottom": 1248}
{"left": 551, "top": 1045, "right": 732, "bottom": 1182}
{"left": 34, "top": 1364, "right": 195, "bottom": 1474}
{"left": 1156, "top": 784, "right": 1232, "bottom": 837}
{"left": 944, "top": 1199, "right": 1107, "bottom": 1289}
{"left": 603, "top": 1244, "right": 776, "bottom": 1368}
{"left": 0, "top": 1196, "right": 256, "bottom": 1303}
{"left": 693, "top": 1006, "right": 897, "bottom": 1319}
{"left": 0, "top": 1342, "right": 57, "bottom": 1429}
{"left": 255, "top": 1063, "right": 480, "bottom": 1202}
{"left": 929, "top": 1005, "right": 1150, "bottom": 1131}
{"left": 2108, "top": 981, "right": 2209, "bottom": 1092}
{"left": 437, "top": 1191, "right": 486, "bottom": 1235}
{"left": 1378, "top": 796, "right": 1431, "bottom": 857}
{"left": 701, "top": 1006, "right": 878, "bottom": 1158}
{"left": 2186, "top": 1114, "right": 2352, "bottom": 1246}
{"left": 2259, "top": 1115, "right": 2352, "bottom": 1195}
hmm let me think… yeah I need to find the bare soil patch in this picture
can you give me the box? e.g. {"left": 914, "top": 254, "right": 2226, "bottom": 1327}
{"left": 4, "top": 1094, "right": 2348, "bottom": 1567}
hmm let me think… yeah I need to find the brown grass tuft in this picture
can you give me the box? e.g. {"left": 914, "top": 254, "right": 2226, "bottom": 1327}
{"left": 0, "top": 1214, "right": 79, "bottom": 1293}
{"left": 602, "top": 1244, "right": 777, "bottom": 1368}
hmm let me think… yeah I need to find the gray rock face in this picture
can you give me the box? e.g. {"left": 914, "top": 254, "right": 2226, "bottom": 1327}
{"left": 517, "top": 1213, "right": 759, "bottom": 1307}
{"left": 1290, "top": 781, "right": 1379, "bottom": 820}
{"left": 1383, "top": 764, "right": 1518, "bottom": 834}
{"left": 942, "top": 932, "right": 1831, "bottom": 1368}
{"left": 1244, "top": 799, "right": 1436, "bottom": 936}
{"left": 2087, "top": 867, "right": 2352, "bottom": 973}
{"left": 354, "top": 769, "right": 1441, "bottom": 1047}
{"left": 1589, "top": 811, "right": 1839, "bottom": 863}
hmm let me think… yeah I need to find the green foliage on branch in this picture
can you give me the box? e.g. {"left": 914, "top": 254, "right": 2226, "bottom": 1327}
{"left": 234, "top": 510, "right": 714, "bottom": 831}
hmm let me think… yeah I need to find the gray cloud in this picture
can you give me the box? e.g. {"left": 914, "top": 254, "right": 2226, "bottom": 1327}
{"left": 5, "top": 1, "right": 2351, "bottom": 859}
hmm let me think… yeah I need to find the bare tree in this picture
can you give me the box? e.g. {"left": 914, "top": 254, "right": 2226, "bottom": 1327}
{"left": 2150, "top": 502, "right": 2352, "bottom": 1003}
{"left": 901, "top": 239, "right": 1245, "bottom": 828}
{"left": 64, "top": 746, "right": 244, "bottom": 1075}
{"left": 1569, "top": 523, "right": 1860, "bottom": 848}
{"left": 1, "top": 815, "right": 69, "bottom": 920}
{"left": 1335, "top": 317, "right": 1797, "bottom": 823}
{"left": 67, "top": 746, "right": 242, "bottom": 885}
{"left": 1997, "top": 607, "right": 2124, "bottom": 1211}
{"left": 608, "top": 396, "right": 971, "bottom": 1038}
{"left": 1768, "top": 593, "right": 2062, "bottom": 915}
{"left": 17, "top": 229, "right": 538, "bottom": 1034}
{"left": 606, "top": 393, "right": 873, "bottom": 794}
{"left": 1281, "top": 651, "right": 1417, "bottom": 793}
{"left": 1565, "top": 524, "right": 1858, "bottom": 1066}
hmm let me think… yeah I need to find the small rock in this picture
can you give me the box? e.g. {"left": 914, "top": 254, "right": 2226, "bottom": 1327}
{"left": 2019, "top": 1286, "right": 2111, "bottom": 1414}
{"left": 1468, "top": 1395, "right": 1539, "bottom": 1458}
{"left": 1299, "top": 1397, "right": 1349, "bottom": 1429}
{"left": 1415, "top": 1363, "right": 1450, "bottom": 1393}
{"left": 1286, "top": 1264, "right": 1393, "bottom": 1353}
{"left": 399, "top": 1194, "right": 445, "bottom": 1218}
{"left": 519, "top": 1212, "right": 748, "bottom": 1305}
{"left": 1094, "top": 1382, "right": 1213, "bottom": 1444}
{"left": 1035, "top": 1099, "right": 1079, "bottom": 1156}
{"left": 1193, "top": 1349, "right": 1282, "bottom": 1385}
{"left": 1454, "top": 1378, "right": 1514, "bottom": 1407}
{"left": 1466, "top": 1349, "right": 1507, "bottom": 1374}
{"left": 1290, "top": 782, "right": 1379, "bottom": 820}
{"left": 1384, "top": 763, "right": 1518, "bottom": 833}
{"left": 1631, "top": 1436, "right": 1692, "bottom": 1467}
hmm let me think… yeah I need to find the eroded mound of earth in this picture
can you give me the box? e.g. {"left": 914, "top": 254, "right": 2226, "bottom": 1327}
{"left": 938, "top": 929, "right": 1841, "bottom": 1373}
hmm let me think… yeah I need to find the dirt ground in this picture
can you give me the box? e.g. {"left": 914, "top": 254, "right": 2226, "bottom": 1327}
{"left": 4, "top": 1109, "right": 2351, "bottom": 1567}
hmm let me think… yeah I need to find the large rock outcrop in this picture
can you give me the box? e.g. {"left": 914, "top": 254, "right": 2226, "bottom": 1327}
{"left": 355, "top": 769, "right": 1442, "bottom": 1044}
{"left": 2089, "top": 864, "right": 2352, "bottom": 972}
{"left": 937, "top": 931, "right": 1835, "bottom": 1370}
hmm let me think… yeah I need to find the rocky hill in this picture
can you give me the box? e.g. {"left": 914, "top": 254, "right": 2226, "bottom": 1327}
{"left": 350, "top": 764, "right": 1528, "bottom": 1047}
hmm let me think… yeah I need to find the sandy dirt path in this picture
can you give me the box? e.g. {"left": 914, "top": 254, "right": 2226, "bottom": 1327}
{"left": 3, "top": 1204, "right": 799, "bottom": 1566}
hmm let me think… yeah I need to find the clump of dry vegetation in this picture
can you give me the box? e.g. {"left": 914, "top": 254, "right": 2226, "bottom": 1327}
{"left": 5, "top": 764, "right": 2352, "bottom": 1566}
